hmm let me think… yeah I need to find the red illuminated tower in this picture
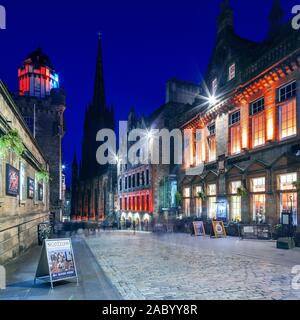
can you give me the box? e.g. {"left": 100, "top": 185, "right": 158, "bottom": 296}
{"left": 14, "top": 48, "right": 66, "bottom": 221}
{"left": 18, "top": 48, "right": 59, "bottom": 98}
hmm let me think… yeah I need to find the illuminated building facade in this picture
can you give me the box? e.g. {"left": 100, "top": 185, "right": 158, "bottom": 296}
{"left": 71, "top": 36, "right": 116, "bottom": 222}
{"left": 117, "top": 80, "right": 201, "bottom": 227}
{"left": 180, "top": 0, "right": 300, "bottom": 226}
{"left": 14, "top": 48, "right": 66, "bottom": 221}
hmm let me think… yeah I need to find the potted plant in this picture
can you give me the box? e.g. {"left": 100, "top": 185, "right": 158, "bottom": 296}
{"left": 0, "top": 129, "right": 25, "bottom": 158}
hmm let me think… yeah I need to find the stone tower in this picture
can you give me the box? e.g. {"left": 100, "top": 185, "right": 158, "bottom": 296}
{"left": 14, "top": 48, "right": 66, "bottom": 221}
{"left": 71, "top": 35, "right": 116, "bottom": 221}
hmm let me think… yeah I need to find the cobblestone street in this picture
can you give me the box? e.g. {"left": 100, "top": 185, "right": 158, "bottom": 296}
{"left": 85, "top": 231, "right": 300, "bottom": 300}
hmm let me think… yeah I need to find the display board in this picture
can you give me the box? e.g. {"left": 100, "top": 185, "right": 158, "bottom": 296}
{"left": 193, "top": 221, "right": 206, "bottom": 237}
{"left": 35, "top": 238, "right": 78, "bottom": 289}
{"left": 241, "top": 225, "right": 271, "bottom": 240}
{"left": 211, "top": 221, "right": 227, "bottom": 238}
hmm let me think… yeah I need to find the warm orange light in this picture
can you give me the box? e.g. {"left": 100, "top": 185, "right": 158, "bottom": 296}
{"left": 267, "top": 118, "right": 274, "bottom": 141}
{"left": 242, "top": 129, "right": 248, "bottom": 149}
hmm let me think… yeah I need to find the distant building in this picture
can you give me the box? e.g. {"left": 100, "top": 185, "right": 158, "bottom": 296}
{"left": 14, "top": 48, "right": 66, "bottom": 221}
{"left": 71, "top": 36, "right": 116, "bottom": 222}
{"left": 117, "top": 79, "right": 201, "bottom": 227}
{"left": 0, "top": 81, "right": 49, "bottom": 264}
{"left": 180, "top": 0, "right": 300, "bottom": 226}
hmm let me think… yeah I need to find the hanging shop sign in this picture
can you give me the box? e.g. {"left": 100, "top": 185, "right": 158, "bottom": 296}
{"left": 193, "top": 221, "right": 206, "bottom": 237}
{"left": 6, "top": 164, "right": 19, "bottom": 196}
{"left": 211, "top": 221, "right": 227, "bottom": 238}
{"left": 35, "top": 238, "right": 78, "bottom": 289}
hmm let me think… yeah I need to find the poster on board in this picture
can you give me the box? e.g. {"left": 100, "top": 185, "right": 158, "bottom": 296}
{"left": 193, "top": 221, "right": 206, "bottom": 237}
{"left": 35, "top": 239, "right": 78, "bottom": 289}
{"left": 211, "top": 221, "right": 227, "bottom": 238}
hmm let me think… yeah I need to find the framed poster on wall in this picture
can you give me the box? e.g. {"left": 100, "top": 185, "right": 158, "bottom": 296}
{"left": 27, "top": 177, "right": 35, "bottom": 199}
{"left": 6, "top": 164, "right": 19, "bottom": 197}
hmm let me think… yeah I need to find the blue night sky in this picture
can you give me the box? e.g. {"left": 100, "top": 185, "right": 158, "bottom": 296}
{"left": 0, "top": 0, "right": 297, "bottom": 185}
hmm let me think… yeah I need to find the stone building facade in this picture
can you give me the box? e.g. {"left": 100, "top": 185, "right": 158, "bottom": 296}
{"left": 14, "top": 48, "right": 66, "bottom": 221}
{"left": 180, "top": 0, "right": 300, "bottom": 226}
{"left": 117, "top": 79, "right": 201, "bottom": 226}
{"left": 0, "top": 81, "right": 49, "bottom": 264}
{"left": 71, "top": 36, "right": 116, "bottom": 222}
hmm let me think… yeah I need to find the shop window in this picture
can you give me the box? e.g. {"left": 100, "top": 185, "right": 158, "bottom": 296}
{"left": 207, "top": 197, "right": 216, "bottom": 219}
{"left": 278, "top": 173, "right": 297, "bottom": 191}
{"left": 250, "top": 177, "right": 266, "bottom": 193}
{"left": 280, "top": 193, "right": 297, "bottom": 225}
{"left": 195, "top": 186, "right": 202, "bottom": 217}
{"left": 207, "top": 184, "right": 216, "bottom": 196}
{"left": 231, "top": 196, "right": 241, "bottom": 222}
{"left": 207, "top": 184, "right": 217, "bottom": 219}
{"left": 253, "top": 194, "right": 266, "bottom": 223}
{"left": 278, "top": 81, "right": 296, "bottom": 103}
{"left": 279, "top": 100, "right": 297, "bottom": 140}
{"left": 230, "top": 181, "right": 242, "bottom": 194}
{"left": 183, "top": 187, "right": 191, "bottom": 216}
{"left": 229, "top": 181, "right": 242, "bottom": 221}
{"left": 252, "top": 113, "right": 265, "bottom": 147}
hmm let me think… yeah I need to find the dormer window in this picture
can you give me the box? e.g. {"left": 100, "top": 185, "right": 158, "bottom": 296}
{"left": 228, "top": 63, "right": 236, "bottom": 81}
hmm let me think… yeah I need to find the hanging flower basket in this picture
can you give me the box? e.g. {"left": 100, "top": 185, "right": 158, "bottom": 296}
{"left": 237, "top": 186, "right": 248, "bottom": 197}
{"left": 0, "top": 129, "right": 25, "bottom": 158}
{"left": 197, "top": 191, "right": 206, "bottom": 201}
{"left": 36, "top": 170, "right": 50, "bottom": 183}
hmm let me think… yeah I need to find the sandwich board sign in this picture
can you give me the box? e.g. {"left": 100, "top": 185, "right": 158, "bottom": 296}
{"left": 193, "top": 221, "right": 206, "bottom": 237}
{"left": 34, "top": 239, "right": 78, "bottom": 289}
{"left": 211, "top": 221, "right": 227, "bottom": 238}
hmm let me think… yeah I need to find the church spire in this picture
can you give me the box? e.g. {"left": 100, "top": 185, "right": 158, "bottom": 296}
{"left": 268, "top": 0, "right": 284, "bottom": 39}
{"left": 93, "top": 32, "right": 106, "bottom": 111}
